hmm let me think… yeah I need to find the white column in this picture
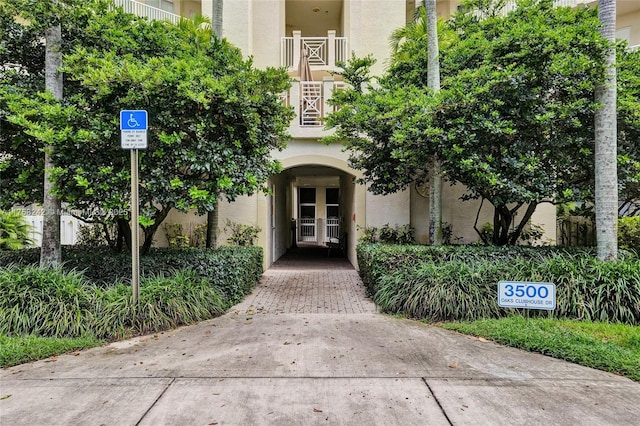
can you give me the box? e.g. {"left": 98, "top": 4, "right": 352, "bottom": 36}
{"left": 290, "top": 80, "right": 301, "bottom": 130}
{"left": 323, "top": 77, "right": 334, "bottom": 120}
{"left": 293, "top": 30, "right": 301, "bottom": 69}
{"left": 327, "top": 30, "right": 336, "bottom": 69}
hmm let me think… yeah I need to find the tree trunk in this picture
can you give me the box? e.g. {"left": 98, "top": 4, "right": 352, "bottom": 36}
{"left": 212, "top": 0, "right": 223, "bottom": 39}
{"left": 425, "top": 0, "right": 442, "bottom": 245}
{"left": 40, "top": 20, "right": 63, "bottom": 267}
{"left": 209, "top": 0, "right": 222, "bottom": 248}
{"left": 206, "top": 206, "right": 218, "bottom": 249}
{"left": 140, "top": 206, "right": 172, "bottom": 255}
{"left": 594, "top": 0, "right": 618, "bottom": 261}
{"left": 117, "top": 217, "right": 131, "bottom": 252}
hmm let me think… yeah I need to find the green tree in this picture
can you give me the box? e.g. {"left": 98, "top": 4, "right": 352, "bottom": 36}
{"left": 617, "top": 45, "right": 640, "bottom": 217}
{"left": 327, "top": 0, "right": 619, "bottom": 245}
{"left": 2, "top": 1, "right": 293, "bottom": 254}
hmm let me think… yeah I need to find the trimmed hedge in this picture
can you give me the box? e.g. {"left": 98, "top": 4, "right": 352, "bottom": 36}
{"left": 357, "top": 244, "right": 640, "bottom": 324}
{"left": 0, "top": 246, "right": 264, "bottom": 339}
{"left": 0, "top": 246, "right": 263, "bottom": 306}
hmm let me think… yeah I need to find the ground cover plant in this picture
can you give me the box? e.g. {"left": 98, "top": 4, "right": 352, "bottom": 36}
{"left": 357, "top": 244, "right": 640, "bottom": 324}
{"left": 442, "top": 316, "right": 640, "bottom": 381}
{"left": 0, "top": 246, "right": 263, "bottom": 304}
{"left": 0, "top": 246, "right": 263, "bottom": 363}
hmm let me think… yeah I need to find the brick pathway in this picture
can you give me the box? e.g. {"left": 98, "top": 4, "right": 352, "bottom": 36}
{"left": 234, "top": 247, "right": 377, "bottom": 314}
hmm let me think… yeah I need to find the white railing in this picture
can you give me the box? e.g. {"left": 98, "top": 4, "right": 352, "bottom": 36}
{"left": 299, "top": 218, "right": 317, "bottom": 242}
{"left": 283, "top": 78, "right": 348, "bottom": 131}
{"left": 326, "top": 217, "right": 340, "bottom": 240}
{"left": 23, "top": 215, "right": 81, "bottom": 246}
{"left": 112, "top": 0, "right": 181, "bottom": 24}
{"left": 281, "top": 30, "right": 348, "bottom": 71}
{"left": 300, "top": 81, "right": 323, "bottom": 126}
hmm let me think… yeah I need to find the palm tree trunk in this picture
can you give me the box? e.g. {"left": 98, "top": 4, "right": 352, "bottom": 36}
{"left": 426, "top": 0, "right": 442, "bottom": 246}
{"left": 207, "top": 0, "right": 222, "bottom": 248}
{"left": 595, "top": 0, "right": 618, "bottom": 260}
{"left": 212, "top": 0, "right": 223, "bottom": 38}
{"left": 41, "top": 20, "right": 63, "bottom": 267}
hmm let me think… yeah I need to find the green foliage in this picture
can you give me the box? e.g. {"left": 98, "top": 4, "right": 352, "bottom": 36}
{"left": 1, "top": 0, "right": 293, "bottom": 253}
{"left": 357, "top": 244, "right": 640, "bottom": 324}
{"left": 163, "top": 223, "right": 190, "bottom": 249}
{"left": 327, "top": 0, "right": 640, "bottom": 245}
{"left": 618, "top": 216, "right": 640, "bottom": 251}
{"left": 442, "top": 316, "right": 640, "bottom": 381}
{"left": 91, "top": 270, "right": 226, "bottom": 339}
{"left": 224, "top": 220, "right": 261, "bottom": 246}
{"left": 0, "top": 265, "right": 96, "bottom": 337}
{"left": 76, "top": 222, "right": 114, "bottom": 247}
{"left": 191, "top": 223, "right": 207, "bottom": 248}
{"left": 0, "top": 210, "right": 34, "bottom": 250}
{"left": 359, "top": 224, "right": 415, "bottom": 244}
{"left": 0, "top": 246, "right": 263, "bottom": 341}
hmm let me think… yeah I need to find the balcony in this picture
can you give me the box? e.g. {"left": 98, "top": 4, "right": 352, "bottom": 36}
{"left": 282, "top": 78, "right": 347, "bottom": 138}
{"left": 281, "top": 30, "right": 348, "bottom": 71}
{"left": 113, "top": 0, "right": 181, "bottom": 24}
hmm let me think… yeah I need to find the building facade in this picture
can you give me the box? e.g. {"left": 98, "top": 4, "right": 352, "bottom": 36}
{"left": 113, "top": 0, "right": 639, "bottom": 268}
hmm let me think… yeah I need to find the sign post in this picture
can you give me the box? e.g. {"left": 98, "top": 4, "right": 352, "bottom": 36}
{"left": 120, "top": 110, "right": 148, "bottom": 305}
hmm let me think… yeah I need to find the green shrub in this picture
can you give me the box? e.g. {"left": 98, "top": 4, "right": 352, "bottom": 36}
{"left": 163, "top": 223, "right": 190, "bottom": 248}
{"left": 619, "top": 216, "right": 640, "bottom": 251}
{"left": 0, "top": 247, "right": 263, "bottom": 339}
{"left": 0, "top": 246, "right": 264, "bottom": 298}
{"left": 0, "top": 265, "right": 96, "bottom": 337}
{"left": 92, "top": 269, "right": 227, "bottom": 339}
{"left": 76, "top": 222, "right": 115, "bottom": 247}
{"left": 357, "top": 244, "right": 640, "bottom": 324}
{"left": 0, "top": 210, "right": 35, "bottom": 250}
{"left": 225, "top": 220, "right": 261, "bottom": 246}
{"left": 358, "top": 224, "right": 415, "bottom": 245}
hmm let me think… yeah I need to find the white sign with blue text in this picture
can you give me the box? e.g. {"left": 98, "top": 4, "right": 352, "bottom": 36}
{"left": 120, "top": 110, "right": 148, "bottom": 149}
{"left": 498, "top": 281, "right": 556, "bottom": 310}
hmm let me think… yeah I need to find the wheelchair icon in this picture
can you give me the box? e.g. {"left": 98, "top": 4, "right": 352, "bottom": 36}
{"left": 127, "top": 114, "right": 140, "bottom": 128}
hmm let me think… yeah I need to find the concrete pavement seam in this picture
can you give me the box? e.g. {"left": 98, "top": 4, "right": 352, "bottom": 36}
{"left": 422, "top": 377, "right": 454, "bottom": 426}
{"left": 135, "top": 377, "right": 175, "bottom": 426}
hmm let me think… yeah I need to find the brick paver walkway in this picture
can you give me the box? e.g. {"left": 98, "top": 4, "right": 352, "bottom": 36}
{"left": 234, "top": 247, "right": 377, "bottom": 314}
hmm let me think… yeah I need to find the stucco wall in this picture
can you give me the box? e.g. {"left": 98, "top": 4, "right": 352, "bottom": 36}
{"left": 344, "top": 0, "right": 406, "bottom": 75}
{"left": 618, "top": 9, "right": 640, "bottom": 47}
{"left": 365, "top": 188, "right": 411, "bottom": 229}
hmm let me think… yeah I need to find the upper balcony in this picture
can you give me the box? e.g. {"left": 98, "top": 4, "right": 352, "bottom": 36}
{"left": 281, "top": 30, "right": 348, "bottom": 72}
{"left": 113, "top": 0, "right": 181, "bottom": 24}
{"left": 281, "top": 30, "right": 349, "bottom": 138}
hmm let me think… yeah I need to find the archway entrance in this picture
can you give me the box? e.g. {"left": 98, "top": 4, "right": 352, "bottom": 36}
{"left": 266, "top": 159, "right": 363, "bottom": 269}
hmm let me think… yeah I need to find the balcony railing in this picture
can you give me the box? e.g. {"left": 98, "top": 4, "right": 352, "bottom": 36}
{"left": 281, "top": 31, "right": 348, "bottom": 71}
{"left": 113, "top": 0, "right": 181, "bottom": 24}
{"left": 283, "top": 79, "right": 347, "bottom": 134}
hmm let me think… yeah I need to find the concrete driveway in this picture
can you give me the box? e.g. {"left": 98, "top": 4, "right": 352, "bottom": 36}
{"left": 1, "top": 249, "right": 639, "bottom": 425}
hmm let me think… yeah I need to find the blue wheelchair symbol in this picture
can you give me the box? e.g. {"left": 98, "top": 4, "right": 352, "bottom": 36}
{"left": 120, "top": 110, "right": 148, "bottom": 130}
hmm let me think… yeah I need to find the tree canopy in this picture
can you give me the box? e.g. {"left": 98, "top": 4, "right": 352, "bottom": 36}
{"left": 1, "top": 0, "right": 293, "bottom": 252}
{"left": 327, "top": 0, "right": 639, "bottom": 245}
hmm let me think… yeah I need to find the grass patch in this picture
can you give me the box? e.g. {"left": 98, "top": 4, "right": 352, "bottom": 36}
{"left": 441, "top": 316, "right": 640, "bottom": 381}
{"left": 0, "top": 334, "right": 104, "bottom": 368}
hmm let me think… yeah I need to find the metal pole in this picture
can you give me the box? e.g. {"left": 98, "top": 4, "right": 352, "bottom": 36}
{"left": 131, "top": 149, "right": 140, "bottom": 305}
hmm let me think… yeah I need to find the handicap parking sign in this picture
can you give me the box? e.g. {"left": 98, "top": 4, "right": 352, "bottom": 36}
{"left": 120, "top": 110, "right": 148, "bottom": 130}
{"left": 120, "top": 110, "right": 148, "bottom": 149}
